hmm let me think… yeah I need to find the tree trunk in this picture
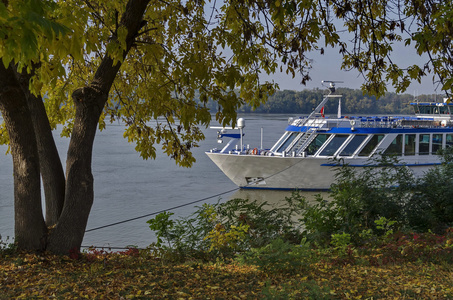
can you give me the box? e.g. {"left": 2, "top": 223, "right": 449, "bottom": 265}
{"left": 15, "top": 69, "right": 66, "bottom": 227}
{"left": 46, "top": 0, "right": 150, "bottom": 254}
{"left": 28, "top": 94, "right": 66, "bottom": 227}
{"left": 0, "top": 64, "right": 47, "bottom": 251}
{"left": 46, "top": 86, "right": 102, "bottom": 254}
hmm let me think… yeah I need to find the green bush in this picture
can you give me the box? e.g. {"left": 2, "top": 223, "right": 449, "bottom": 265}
{"left": 147, "top": 196, "right": 306, "bottom": 262}
{"left": 236, "top": 238, "right": 314, "bottom": 273}
{"left": 146, "top": 204, "right": 220, "bottom": 261}
{"left": 215, "top": 196, "right": 304, "bottom": 248}
{"left": 299, "top": 151, "right": 453, "bottom": 247}
{"left": 407, "top": 148, "right": 453, "bottom": 233}
{"left": 299, "top": 155, "right": 414, "bottom": 247}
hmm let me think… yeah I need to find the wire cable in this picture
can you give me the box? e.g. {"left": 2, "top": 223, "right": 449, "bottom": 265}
{"left": 84, "top": 187, "right": 239, "bottom": 233}
{"left": 80, "top": 245, "right": 142, "bottom": 250}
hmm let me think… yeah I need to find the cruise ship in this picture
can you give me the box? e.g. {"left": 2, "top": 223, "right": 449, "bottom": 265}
{"left": 206, "top": 82, "right": 453, "bottom": 190}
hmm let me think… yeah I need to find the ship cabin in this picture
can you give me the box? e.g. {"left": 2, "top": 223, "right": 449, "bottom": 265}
{"left": 411, "top": 100, "right": 453, "bottom": 120}
{"left": 270, "top": 100, "right": 453, "bottom": 160}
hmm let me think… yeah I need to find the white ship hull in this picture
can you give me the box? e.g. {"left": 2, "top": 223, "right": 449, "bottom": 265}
{"left": 206, "top": 152, "right": 436, "bottom": 190}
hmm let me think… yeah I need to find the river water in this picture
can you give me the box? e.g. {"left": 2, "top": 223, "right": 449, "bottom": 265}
{"left": 0, "top": 114, "right": 326, "bottom": 248}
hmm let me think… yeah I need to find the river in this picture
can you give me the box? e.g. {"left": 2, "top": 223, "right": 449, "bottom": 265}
{"left": 0, "top": 114, "right": 327, "bottom": 249}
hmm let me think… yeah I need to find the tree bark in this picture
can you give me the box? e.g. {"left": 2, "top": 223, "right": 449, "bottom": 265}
{"left": 28, "top": 94, "right": 66, "bottom": 226}
{"left": 15, "top": 69, "right": 66, "bottom": 227}
{"left": 0, "top": 64, "right": 47, "bottom": 251}
{"left": 47, "top": 0, "right": 150, "bottom": 254}
{"left": 46, "top": 86, "right": 101, "bottom": 254}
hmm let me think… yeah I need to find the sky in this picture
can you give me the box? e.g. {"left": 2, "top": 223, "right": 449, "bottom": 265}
{"left": 256, "top": 10, "right": 445, "bottom": 98}
{"left": 208, "top": 1, "right": 442, "bottom": 96}
{"left": 262, "top": 41, "right": 440, "bottom": 96}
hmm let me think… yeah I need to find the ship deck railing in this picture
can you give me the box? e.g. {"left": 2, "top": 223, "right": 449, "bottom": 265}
{"left": 291, "top": 115, "right": 452, "bottom": 129}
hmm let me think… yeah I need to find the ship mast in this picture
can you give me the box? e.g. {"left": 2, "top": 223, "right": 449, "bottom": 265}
{"left": 303, "top": 81, "right": 343, "bottom": 123}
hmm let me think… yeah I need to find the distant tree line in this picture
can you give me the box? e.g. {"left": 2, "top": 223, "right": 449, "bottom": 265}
{"left": 201, "top": 88, "right": 441, "bottom": 115}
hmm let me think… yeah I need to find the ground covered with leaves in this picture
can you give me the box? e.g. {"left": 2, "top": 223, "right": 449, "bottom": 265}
{"left": 1, "top": 245, "right": 452, "bottom": 299}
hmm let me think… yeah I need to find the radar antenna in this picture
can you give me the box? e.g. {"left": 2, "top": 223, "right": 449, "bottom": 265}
{"left": 322, "top": 80, "right": 343, "bottom": 93}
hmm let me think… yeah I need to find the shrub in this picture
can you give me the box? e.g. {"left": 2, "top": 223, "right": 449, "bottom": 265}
{"left": 407, "top": 148, "right": 453, "bottom": 233}
{"left": 147, "top": 196, "right": 306, "bottom": 262}
{"left": 147, "top": 205, "right": 217, "bottom": 261}
{"left": 299, "top": 155, "right": 414, "bottom": 247}
{"left": 237, "top": 238, "right": 314, "bottom": 273}
{"left": 215, "top": 196, "right": 304, "bottom": 248}
{"left": 300, "top": 150, "right": 453, "bottom": 247}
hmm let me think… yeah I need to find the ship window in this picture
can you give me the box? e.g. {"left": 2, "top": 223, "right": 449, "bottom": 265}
{"left": 433, "top": 107, "right": 439, "bottom": 114}
{"left": 272, "top": 133, "right": 290, "bottom": 151}
{"left": 276, "top": 132, "right": 298, "bottom": 152}
{"left": 287, "top": 132, "right": 306, "bottom": 152}
{"left": 447, "top": 134, "right": 453, "bottom": 147}
{"left": 384, "top": 134, "right": 403, "bottom": 156}
{"left": 419, "top": 134, "right": 430, "bottom": 155}
{"left": 404, "top": 134, "right": 416, "bottom": 156}
{"left": 440, "top": 106, "right": 449, "bottom": 114}
{"left": 305, "top": 134, "right": 329, "bottom": 155}
{"left": 418, "top": 105, "right": 441, "bottom": 114}
{"left": 339, "top": 135, "right": 368, "bottom": 156}
{"left": 358, "top": 134, "right": 384, "bottom": 157}
{"left": 418, "top": 106, "right": 430, "bottom": 114}
{"left": 432, "top": 134, "right": 443, "bottom": 153}
{"left": 320, "top": 134, "right": 349, "bottom": 156}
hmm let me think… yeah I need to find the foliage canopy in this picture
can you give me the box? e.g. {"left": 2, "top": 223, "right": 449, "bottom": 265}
{"left": 2, "top": 0, "right": 452, "bottom": 164}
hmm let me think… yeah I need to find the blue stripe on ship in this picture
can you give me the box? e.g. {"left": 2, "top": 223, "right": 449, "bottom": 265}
{"left": 285, "top": 126, "right": 453, "bottom": 134}
{"left": 320, "top": 163, "right": 442, "bottom": 167}
{"left": 240, "top": 186, "right": 330, "bottom": 191}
